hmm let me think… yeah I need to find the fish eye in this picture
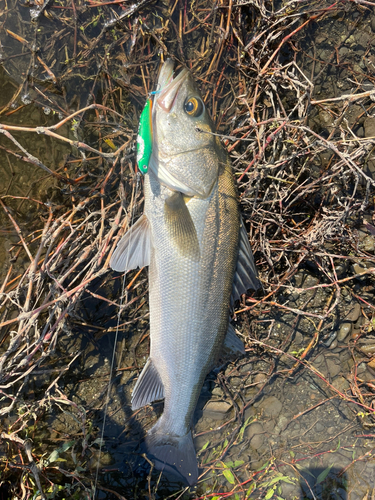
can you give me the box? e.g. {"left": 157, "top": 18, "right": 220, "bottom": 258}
{"left": 184, "top": 97, "right": 204, "bottom": 117}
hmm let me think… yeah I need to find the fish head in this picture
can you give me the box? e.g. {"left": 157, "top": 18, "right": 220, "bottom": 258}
{"left": 151, "top": 60, "right": 224, "bottom": 198}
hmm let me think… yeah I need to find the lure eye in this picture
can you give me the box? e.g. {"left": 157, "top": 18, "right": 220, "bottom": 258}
{"left": 184, "top": 97, "right": 204, "bottom": 117}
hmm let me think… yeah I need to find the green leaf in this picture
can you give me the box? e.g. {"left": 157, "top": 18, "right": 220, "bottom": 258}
{"left": 246, "top": 482, "right": 256, "bottom": 497}
{"left": 211, "top": 497, "right": 221, "bottom": 500}
{"left": 237, "top": 415, "right": 254, "bottom": 442}
{"left": 198, "top": 440, "right": 210, "bottom": 453}
{"left": 265, "top": 487, "right": 275, "bottom": 499}
{"left": 316, "top": 465, "right": 333, "bottom": 485}
{"left": 223, "top": 459, "right": 244, "bottom": 468}
{"left": 223, "top": 468, "right": 236, "bottom": 484}
{"left": 60, "top": 440, "right": 75, "bottom": 453}
{"left": 294, "top": 464, "right": 315, "bottom": 478}
{"left": 46, "top": 449, "right": 60, "bottom": 464}
{"left": 289, "top": 450, "right": 295, "bottom": 458}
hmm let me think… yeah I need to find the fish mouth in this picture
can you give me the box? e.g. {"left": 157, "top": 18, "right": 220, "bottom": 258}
{"left": 156, "top": 60, "right": 188, "bottom": 113}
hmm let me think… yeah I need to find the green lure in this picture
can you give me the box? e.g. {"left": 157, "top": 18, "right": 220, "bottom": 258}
{"left": 137, "top": 98, "right": 153, "bottom": 174}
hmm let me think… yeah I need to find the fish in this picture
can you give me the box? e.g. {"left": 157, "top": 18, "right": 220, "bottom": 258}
{"left": 110, "top": 59, "right": 259, "bottom": 486}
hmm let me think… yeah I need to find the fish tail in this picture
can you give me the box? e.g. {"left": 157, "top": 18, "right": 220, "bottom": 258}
{"left": 144, "top": 428, "right": 198, "bottom": 486}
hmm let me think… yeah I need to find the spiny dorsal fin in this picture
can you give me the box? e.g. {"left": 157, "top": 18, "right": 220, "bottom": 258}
{"left": 132, "top": 358, "right": 164, "bottom": 410}
{"left": 110, "top": 214, "right": 151, "bottom": 272}
{"left": 231, "top": 220, "right": 260, "bottom": 306}
{"left": 164, "top": 192, "right": 200, "bottom": 261}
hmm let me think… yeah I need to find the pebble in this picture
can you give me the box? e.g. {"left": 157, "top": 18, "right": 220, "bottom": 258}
{"left": 357, "top": 362, "right": 374, "bottom": 381}
{"left": 364, "top": 116, "right": 375, "bottom": 137}
{"left": 361, "top": 235, "right": 374, "bottom": 253}
{"left": 245, "top": 422, "right": 265, "bottom": 450}
{"left": 347, "top": 302, "right": 361, "bottom": 322}
{"left": 245, "top": 421, "right": 263, "bottom": 439}
{"left": 337, "top": 303, "right": 361, "bottom": 342}
{"left": 253, "top": 373, "right": 268, "bottom": 385}
{"left": 230, "top": 377, "right": 242, "bottom": 388}
{"left": 326, "top": 358, "right": 341, "bottom": 378}
{"left": 259, "top": 396, "right": 283, "bottom": 418}
{"left": 273, "top": 415, "right": 289, "bottom": 436}
{"left": 211, "top": 386, "right": 224, "bottom": 397}
{"left": 358, "top": 344, "right": 375, "bottom": 356}
{"left": 329, "top": 339, "right": 338, "bottom": 350}
{"left": 337, "top": 322, "right": 352, "bottom": 342}
{"left": 203, "top": 400, "right": 232, "bottom": 420}
{"left": 356, "top": 126, "right": 364, "bottom": 138}
{"left": 280, "top": 479, "right": 301, "bottom": 498}
{"left": 332, "top": 376, "right": 350, "bottom": 393}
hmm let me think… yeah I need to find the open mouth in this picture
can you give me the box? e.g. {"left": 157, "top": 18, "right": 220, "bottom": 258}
{"left": 156, "top": 60, "right": 188, "bottom": 113}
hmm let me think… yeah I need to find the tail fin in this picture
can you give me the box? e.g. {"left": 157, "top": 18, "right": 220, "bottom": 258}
{"left": 145, "top": 429, "right": 198, "bottom": 486}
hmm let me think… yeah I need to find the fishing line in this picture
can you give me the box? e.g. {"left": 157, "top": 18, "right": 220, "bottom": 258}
{"left": 93, "top": 171, "right": 141, "bottom": 499}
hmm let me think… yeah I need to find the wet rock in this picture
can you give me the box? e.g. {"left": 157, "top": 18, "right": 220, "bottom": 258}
{"left": 274, "top": 415, "right": 289, "bottom": 436}
{"left": 347, "top": 302, "right": 361, "bottom": 322}
{"left": 339, "top": 46, "right": 349, "bottom": 57}
{"left": 332, "top": 376, "right": 350, "bottom": 393}
{"left": 315, "top": 422, "right": 325, "bottom": 432}
{"left": 314, "top": 354, "right": 324, "bottom": 366}
{"left": 329, "top": 339, "right": 338, "bottom": 350}
{"left": 352, "top": 263, "right": 368, "bottom": 277}
{"left": 356, "top": 126, "right": 364, "bottom": 138}
{"left": 358, "top": 343, "right": 375, "bottom": 356}
{"left": 244, "top": 405, "right": 257, "bottom": 421}
{"left": 318, "top": 110, "right": 334, "bottom": 129}
{"left": 245, "top": 422, "right": 265, "bottom": 450}
{"left": 230, "top": 377, "right": 242, "bottom": 388}
{"left": 203, "top": 400, "right": 232, "bottom": 420}
{"left": 337, "top": 322, "right": 352, "bottom": 342}
{"left": 239, "top": 362, "right": 252, "bottom": 374}
{"left": 361, "top": 235, "right": 375, "bottom": 253}
{"left": 253, "top": 373, "right": 267, "bottom": 385}
{"left": 259, "top": 396, "right": 283, "bottom": 418}
{"left": 294, "top": 331, "right": 304, "bottom": 345}
{"left": 326, "top": 358, "right": 341, "bottom": 378}
{"left": 357, "top": 362, "right": 374, "bottom": 381}
{"left": 263, "top": 419, "right": 276, "bottom": 433}
{"left": 338, "top": 303, "right": 361, "bottom": 342}
{"left": 364, "top": 117, "right": 375, "bottom": 137}
{"left": 280, "top": 479, "right": 301, "bottom": 498}
{"left": 211, "top": 386, "right": 224, "bottom": 397}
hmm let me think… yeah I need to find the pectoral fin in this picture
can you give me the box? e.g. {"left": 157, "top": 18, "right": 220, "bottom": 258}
{"left": 110, "top": 214, "right": 151, "bottom": 272}
{"left": 164, "top": 192, "right": 200, "bottom": 260}
{"left": 231, "top": 220, "right": 261, "bottom": 306}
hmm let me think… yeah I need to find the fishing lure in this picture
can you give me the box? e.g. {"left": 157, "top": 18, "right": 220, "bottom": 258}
{"left": 136, "top": 98, "right": 153, "bottom": 174}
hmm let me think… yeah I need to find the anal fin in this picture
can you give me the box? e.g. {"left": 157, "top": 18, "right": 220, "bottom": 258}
{"left": 224, "top": 322, "right": 245, "bottom": 356}
{"left": 132, "top": 358, "right": 164, "bottom": 410}
{"left": 231, "top": 220, "right": 261, "bottom": 306}
{"left": 110, "top": 214, "right": 151, "bottom": 272}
